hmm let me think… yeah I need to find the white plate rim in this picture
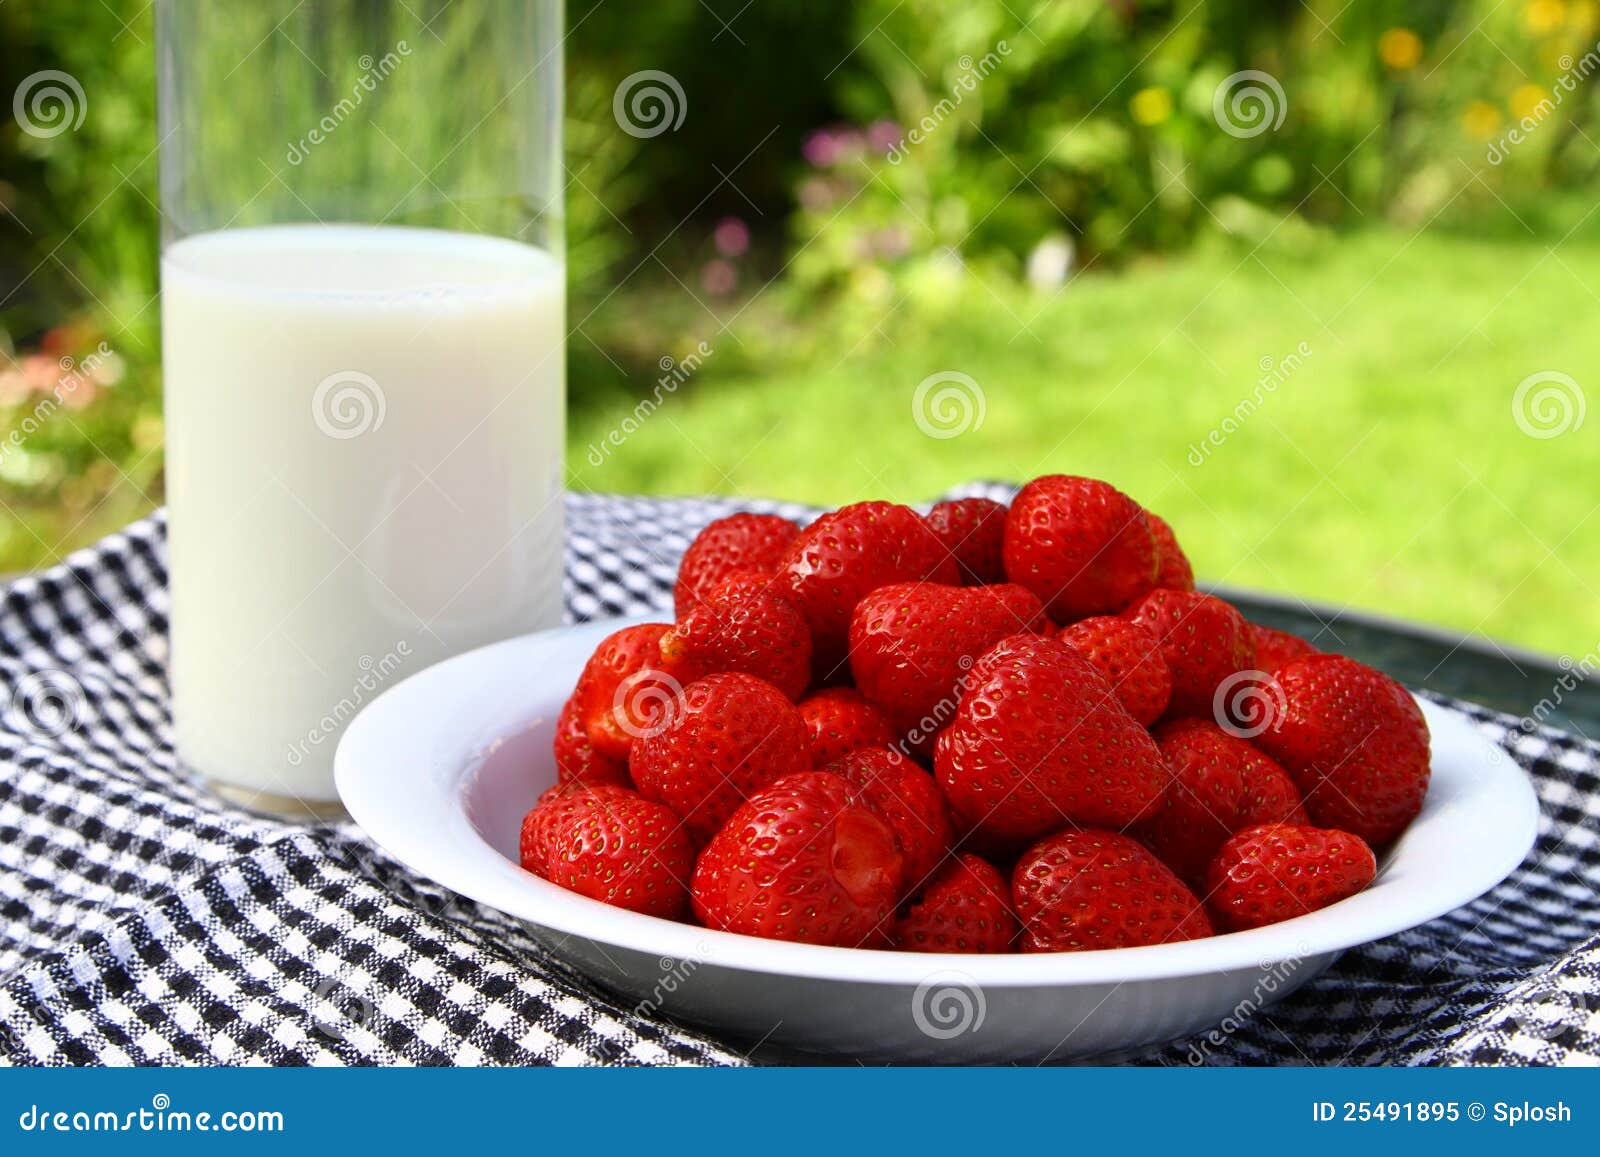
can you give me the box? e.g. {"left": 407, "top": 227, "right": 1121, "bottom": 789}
{"left": 336, "top": 614, "right": 1542, "bottom": 989}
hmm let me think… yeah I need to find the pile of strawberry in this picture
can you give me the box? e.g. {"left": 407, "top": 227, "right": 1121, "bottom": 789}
{"left": 520, "top": 476, "right": 1430, "bottom": 952}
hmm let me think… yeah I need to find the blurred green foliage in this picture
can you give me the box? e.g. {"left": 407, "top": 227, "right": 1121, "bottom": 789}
{"left": 2, "top": 0, "right": 1599, "bottom": 650}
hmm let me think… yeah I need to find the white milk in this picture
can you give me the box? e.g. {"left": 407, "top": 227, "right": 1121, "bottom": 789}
{"left": 161, "top": 225, "right": 565, "bottom": 810}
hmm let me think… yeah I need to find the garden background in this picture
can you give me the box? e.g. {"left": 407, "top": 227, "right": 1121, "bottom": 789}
{"left": 1, "top": 0, "right": 1597, "bottom": 658}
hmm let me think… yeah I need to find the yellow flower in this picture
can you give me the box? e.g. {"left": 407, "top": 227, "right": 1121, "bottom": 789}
{"left": 1524, "top": 0, "right": 1567, "bottom": 34}
{"left": 1130, "top": 87, "right": 1173, "bottom": 126}
{"left": 1511, "top": 83, "right": 1553, "bottom": 119}
{"left": 1462, "top": 100, "right": 1503, "bottom": 139}
{"left": 1379, "top": 28, "right": 1423, "bottom": 70}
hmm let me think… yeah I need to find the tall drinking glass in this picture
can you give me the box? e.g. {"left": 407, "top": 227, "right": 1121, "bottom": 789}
{"left": 156, "top": 1, "right": 565, "bottom": 817}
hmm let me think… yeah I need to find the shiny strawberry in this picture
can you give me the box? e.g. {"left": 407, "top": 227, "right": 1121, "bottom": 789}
{"left": 797, "top": 687, "right": 897, "bottom": 768}
{"left": 1254, "top": 655, "right": 1430, "bottom": 844}
{"left": 674, "top": 512, "right": 800, "bottom": 617}
{"left": 1135, "top": 718, "right": 1307, "bottom": 888}
{"left": 659, "top": 581, "right": 812, "bottom": 701}
{"left": 848, "top": 581, "right": 1049, "bottom": 754}
{"left": 692, "top": 771, "right": 903, "bottom": 947}
{"left": 1207, "top": 823, "right": 1377, "bottom": 932}
{"left": 1124, "top": 588, "right": 1254, "bottom": 718}
{"left": 934, "top": 633, "right": 1170, "bottom": 846}
{"left": 1146, "top": 511, "right": 1195, "bottom": 591}
{"left": 552, "top": 692, "right": 630, "bottom": 788}
{"left": 1013, "top": 829, "right": 1214, "bottom": 952}
{"left": 925, "top": 497, "right": 1008, "bottom": 585}
{"left": 896, "top": 854, "right": 1016, "bottom": 953}
{"left": 520, "top": 786, "right": 693, "bottom": 919}
{"left": 779, "top": 501, "right": 961, "bottom": 678}
{"left": 1057, "top": 614, "right": 1172, "bottom": 726}
{"left": 828, "top": 745, "right": 953, "bottom": 894}
{"left": 1249, "top": 622, "right": 1320, "bottom": 672}
{"left": 629, "top": 672, "right": 811, "bottom": 841}
{"left": 573, "top": 623, "right": 685, "bottom": 761}
{"left": 1002, "top": 475, "right": 1157, "bottom": 622}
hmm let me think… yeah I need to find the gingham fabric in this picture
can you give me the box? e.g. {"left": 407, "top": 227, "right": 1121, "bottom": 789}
{"left": 0, "top": 491, "right": 1595, "bottom": 1067}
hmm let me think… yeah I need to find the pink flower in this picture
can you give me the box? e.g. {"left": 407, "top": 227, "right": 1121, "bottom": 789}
{"left": 798, "top": 177, "right": 835, "bottom": 211}
{"left": 803, "top": 130, "right": 837, "bottom": 168}
{"left": 867, "top": 120, "right": 901, "bottom": 153}
{"left": 713, "top": 217, "right": 750, "bottom": 258}
{"left": 700, "top": 259, "right": 738, "bottom": 296}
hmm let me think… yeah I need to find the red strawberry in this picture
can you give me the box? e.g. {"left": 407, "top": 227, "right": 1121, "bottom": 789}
{"left": 1249, "top": 622, "right": 1320, "bottom": 672}
{"left": 1146, "top": 511, "right": 1195, "bottom": 591}
{"left": 1135, "top": 718, "right": 1307, "bottom": 888}
{"left": 573, "top": 624, "right": 685, "bottom": 760}
{"left": 797, "top": 687, "right": 897, "bottom": 768}
{"left": 1124, "top": 588, "right": 1254, "bottom": 718}
{"left": 1253, "top": 655, "right": 1430, "bottom": 844}
{"left": 674, "top": 513, "right": 800, "bottom": 617}
{"left": 1057, "top": 615, "right": 1172, "bottom": 726}
{"left": 692, "top": 771, "right": 903, "bottom": 947}
{"left": 934, "top": 633, "right": 1170, "bottom": 846}
{"left": 848, "top": 582, "right": 1049, "bottom": 754}
{"left": 925, "top": 497, "right": 1008, "bottom": 585}
{"left": 1207, "top": 823, "right": 1377, "bottom": 932}
{"left": 828, "top": 746, "right": 953, "bottom": 893}
{"left": 1002, "top": 475, "right": 1157, "bottom": 622}
{"left": 1013, "top": 829, "right": 1214, "bottom": 952}
{"left": 659, "top": 582, "right": 812, "bottom": 701}
{"left": 896, "top": 854, "right": 1016, "bottom": 953}
{"left": 520, "top": 786, "right": 693, "bottom": 919}
{"left": 629, "top": 672, "right": 811, "bottom": 841}
{"left": 552, "top": 693, "right": 630, "bottom": 788}
{"left": 779, "top": 501, "right": 961, "bottom": 677}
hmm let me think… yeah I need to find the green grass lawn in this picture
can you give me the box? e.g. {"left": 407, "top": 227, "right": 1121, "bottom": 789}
{"left": 571, "top": 226, "right": 1600, "bottom": 657}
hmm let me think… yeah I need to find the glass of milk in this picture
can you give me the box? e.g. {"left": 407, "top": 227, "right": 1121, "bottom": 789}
{"left": 156, "top": 1, "right": 565, "bottom": 817}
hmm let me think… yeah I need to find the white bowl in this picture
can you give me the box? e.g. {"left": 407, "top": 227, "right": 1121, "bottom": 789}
{"left": 336, "top": 614, "right": 1540, "bottom": 1062}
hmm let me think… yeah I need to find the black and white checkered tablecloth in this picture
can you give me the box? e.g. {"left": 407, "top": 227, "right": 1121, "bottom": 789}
{"left": 0, "top": 490, "right": 1596, "bottom": 1067}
